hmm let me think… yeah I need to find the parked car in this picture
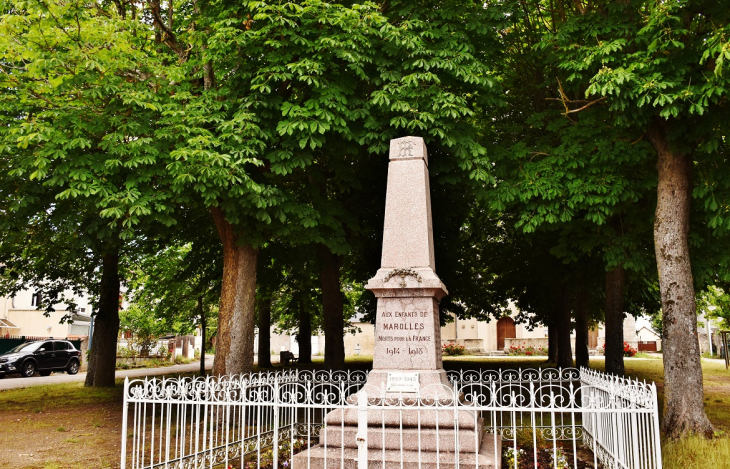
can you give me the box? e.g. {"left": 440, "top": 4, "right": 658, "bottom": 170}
{"left": 0, "top": 340, "right": 81, "bottom": 378}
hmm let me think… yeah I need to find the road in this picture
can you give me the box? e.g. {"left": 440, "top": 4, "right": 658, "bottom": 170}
{"left": 0, "top": 356, "right": 214, "bottom": 390}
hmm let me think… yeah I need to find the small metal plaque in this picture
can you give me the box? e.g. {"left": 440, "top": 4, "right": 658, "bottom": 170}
{"left": 386, "top": 372, "right": 420, "bottom": 393}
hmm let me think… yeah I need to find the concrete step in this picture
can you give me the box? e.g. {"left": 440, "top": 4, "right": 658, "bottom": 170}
{"left": 292, "top": 433, "right": 502, "bottom": 469}
{"left": 320, "top": 424, "right": 485, "bottom": 452}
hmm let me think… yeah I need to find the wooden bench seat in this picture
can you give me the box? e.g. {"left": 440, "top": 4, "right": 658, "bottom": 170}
{"left": 280, "top": 350, "right": 299, "bottom": 365}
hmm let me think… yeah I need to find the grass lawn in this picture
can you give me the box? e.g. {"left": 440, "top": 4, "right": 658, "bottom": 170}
{"left": 0, "top": 357, "right": 728, "bottom": 468}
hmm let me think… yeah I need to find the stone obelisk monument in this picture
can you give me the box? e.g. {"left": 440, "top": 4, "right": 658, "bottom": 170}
{"left": 362, "top": 136, "right": 451, "bottom": 398}
{"left": 293, "top": 136, "right": 499, "bottom": 469}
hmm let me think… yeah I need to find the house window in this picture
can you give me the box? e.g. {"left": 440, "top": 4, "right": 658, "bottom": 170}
{"left": 31, "top": 292, "right": 41, "bottom": 307}
{"left": 80, "top": 308, "right": 85, "bottom": 313}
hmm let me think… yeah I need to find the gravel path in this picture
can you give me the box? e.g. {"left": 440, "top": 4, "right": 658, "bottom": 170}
{"left": 0, "top": 356, "right": 213, "bottom": 390}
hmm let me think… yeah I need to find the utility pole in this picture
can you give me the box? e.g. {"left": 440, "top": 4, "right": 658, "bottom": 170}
{"left": 707, "top": 306, "right": 716, "bottom": 356}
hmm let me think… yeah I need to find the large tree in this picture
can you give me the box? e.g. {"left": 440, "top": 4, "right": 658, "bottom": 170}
{"left": 548, "top": 0, "right": 730, "bottom": 437}
{"left": 477, "top": 0, "right": 660, "bottom": 375}
{"left": 152, "top": 0, "right": 498, "bottom": 374}
{"left": 0, "top": 0, "right": 177, "bottom": 386}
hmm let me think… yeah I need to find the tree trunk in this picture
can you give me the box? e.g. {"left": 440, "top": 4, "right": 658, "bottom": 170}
{"left": 257, "top": 295, "right": 272, "bottom": 368}
{"left": 649, "top": 122, "right": 714, "bottom": 438}
{"left": 84, "top": 252, "right": 121, "bottom": 388}
{"left": 547, "top": 322, "right": 558, "bottom": 363}
{"left": 297, "top": 300, "right": 312, "bottom": 364}
{"left": 198, "top": 297, "right": 206, "bottom": 376}
{"left": 574, "top": 286, "right": 590, "bottom": 370}
{"left": 604, "top": 264, "right": 625, "bottom": 376}
{"left": 556, "top": 286, "right": 573, "bottom": 369}
{"left": 317, "top": 245, "right": 345, "bottom": 370}
{"left": 211, "top": 207, "right": 258, "bottom": 376}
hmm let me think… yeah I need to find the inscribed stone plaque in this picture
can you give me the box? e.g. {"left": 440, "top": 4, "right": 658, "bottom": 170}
{"left": 373, "top": 296, "right": 441, "bottom": 370}
{"left": 386, "top": 372, "right": 420, "bottom": 393}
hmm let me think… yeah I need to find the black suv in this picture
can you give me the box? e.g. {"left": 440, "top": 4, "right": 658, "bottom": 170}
{"left": 0, "top": 340, "right": 81, "bottom": 378}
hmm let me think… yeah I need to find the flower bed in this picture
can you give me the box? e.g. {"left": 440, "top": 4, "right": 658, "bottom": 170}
{"left": 442, "top": 341, "right": 466, "bottom": 356}
{"left": 507, "top": 345, "right": 547, "bottom": 356}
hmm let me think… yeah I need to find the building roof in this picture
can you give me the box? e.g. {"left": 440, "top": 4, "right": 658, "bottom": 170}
{"left": 637, "top": 325, "right": 661, "bottom": 339}
{"left": 0, "top": 318, "right": 18, "bottom": 328}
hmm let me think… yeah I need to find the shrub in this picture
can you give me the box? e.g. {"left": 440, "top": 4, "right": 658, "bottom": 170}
{"left": 514, "top": 426, "right": 547, "bottom": 452}
{"left": 442, "top": 342, "right": 466, "bottom": 356}
{"left": 601, "top": 341, "right": 638, "bottom": 357}
{"left": 117, "top": 346, "right": 135, "bottom": 358}
{"left": 623, "top": 342, "right": 637, "bottom": 357}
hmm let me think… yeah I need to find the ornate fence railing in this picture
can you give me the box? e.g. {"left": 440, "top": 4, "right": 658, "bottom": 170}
{"left": 121, "top": 367, "right": 662, "bottom": 469}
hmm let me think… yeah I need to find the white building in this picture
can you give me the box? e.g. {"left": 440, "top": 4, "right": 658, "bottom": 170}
{"left": 636, "top": 325, "right": 662, "bottom": 352}
{"left": 0, "top": 289, "right": 92, "bottom": 339}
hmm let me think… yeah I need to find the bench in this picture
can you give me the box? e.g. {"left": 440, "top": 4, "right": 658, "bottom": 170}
{"left": 280, "top": 351, "right": 299, "bottom": 365}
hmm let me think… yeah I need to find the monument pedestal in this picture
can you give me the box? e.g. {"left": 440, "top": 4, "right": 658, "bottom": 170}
{"left": 292, "top": 137, "right": 501, "bottom": 469}
{"left": 293, "top": 434, "right": 501, "bottom": 469}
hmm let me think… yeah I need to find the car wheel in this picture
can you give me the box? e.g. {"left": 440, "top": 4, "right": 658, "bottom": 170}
{"left": 21, "top": 361, "right": 36, "bottom": 378}
{"left": 0, "top": 374, "right": 4, "bottom": 379}
{"left": 39, "top": 371, "right": 52, "bottom": 377}
{"left": 67, "top": 360, "right": 80, "bottom": 375}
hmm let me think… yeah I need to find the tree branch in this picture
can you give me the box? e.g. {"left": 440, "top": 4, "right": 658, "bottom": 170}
{"left": 550, "top": 77, "right": 606, "bottom": 120}
{"left": 146, "top": 0, "right": 185, "bottom": 58}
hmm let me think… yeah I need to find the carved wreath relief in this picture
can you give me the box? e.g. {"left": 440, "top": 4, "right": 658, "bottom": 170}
{"left": 383, "top": 268, "right": 423, "bottom": 288}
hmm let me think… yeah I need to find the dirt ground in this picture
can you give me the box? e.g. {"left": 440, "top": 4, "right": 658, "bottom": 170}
{"left": 0, "top": 382, "right": 127, "bottom": 469}
{"left": 0, "top": 361, "right": 212, "bottom": 469}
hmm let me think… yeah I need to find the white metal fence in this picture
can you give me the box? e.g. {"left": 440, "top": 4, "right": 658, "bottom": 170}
{"left": 121, "top": 367, "right": 662, "bottom": 469}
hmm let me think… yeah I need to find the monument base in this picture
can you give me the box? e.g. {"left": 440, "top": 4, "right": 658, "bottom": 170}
{"left": 291, "top": 432, "right": 501, "bottom": 469}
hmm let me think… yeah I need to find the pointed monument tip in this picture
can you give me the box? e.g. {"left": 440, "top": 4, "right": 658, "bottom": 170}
{"left": 389, "top": 136, "right": 428, "bottom": 165}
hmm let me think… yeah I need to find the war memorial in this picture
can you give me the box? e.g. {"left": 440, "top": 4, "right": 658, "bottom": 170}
{"left": 121, "top": 137, "right": 663, "bottom": 469}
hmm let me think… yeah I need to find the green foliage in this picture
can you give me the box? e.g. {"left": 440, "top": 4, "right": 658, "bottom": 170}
{"left": 546, "top": 0, "right": 730, "bottom": 245}
{"left": 243, "top": 438, "right": 311, "bottom": 469}
{"left": 0, "top": 0, "right": 176, "bottom": 237}
{"left": 267, "top": 249, "right": 325, "bottom": 336}
{"left": 152, "top": 0, "right": 497, "bottom": 247}
{"left": 507, "top": 345, "right": 547, "bottom": 357}
{"left": 0, "top": 0, "right": 501, "bottom": 352}
{"left": 119, "top": 305, "right": 168, "bottom": 355}
{"left": 699, "top": 286, "right": 730, "bottom": 329}
{"left": 126, "top": 238, "right": 221, "bottom": 337}
{"left": 649, "top": 310, "right": 664, "bottom": 340}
